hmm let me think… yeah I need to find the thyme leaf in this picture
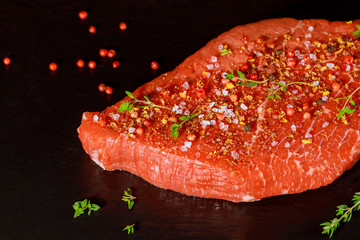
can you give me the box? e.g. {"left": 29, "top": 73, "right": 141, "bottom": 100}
{"left": 122, "top": 188, "right": 136, "bottom": 210}
{"left": 220, "top": 47, "right": 232, "bottom": 56}
{"left": 117, "top": 91, "right": 171, "bottom": 113}
{"left": 170, "top": 108, "right": 198, "bottom": 140}
{"left": 321, "top": 192, "right": 360, "bottom": 238}
{"left": 73, "top": 199, "right": 100, "bottom": 218}
{"left": 336, "top": 86, "right": 360, "bottom": 120}
{"left": 123, "top": 224, "right": 135, "bottom": 234}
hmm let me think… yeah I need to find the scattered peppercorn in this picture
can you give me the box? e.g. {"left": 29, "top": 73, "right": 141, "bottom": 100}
{"left": 244, "top": 124, "right": 251, "bottom": 132}
{"left": 303, "top": 112, "right": 311, "bottom": 120}
{"left": 3, "top": 57, "right": 11, "bottom": 65}
{"left": 316, "top": 98, "right": 324, "bottom": 105}
{"left": 107, "top": 49, "right": 116, "bottom": 58}
{"left": 143, "top": 119, "right": 152, "bottom": 127}
{"left": 151, "top": 61, "right": 159, "bottom": 70}
{"left": 88, "top": 61, "right": 96, "bottom": 69}
{"left": 78, "top": 11, "right": 88, "bottom": 20}
{"left": 135, "top": 127, "right": 144, "bottom": 135}
{"left": 287, "top": 60, "right": 296, "bottom": 68}
{"left": 196, "top": 88, "right": 205, "bottom": 98}
{"left": 327, "top": 46, "right": 335, "bottom": 53}
{"left": 49, "top": 62, "right": 58, "bottom": 71}
{"left": 344, "top": 55, "right": 354, "bottom": 64}
{"left": 332, "top": 82, "right": 341, "bottom": 91}
{"left": 187, "top": 134, "right": 197, "bottom": 141}
{"left": 250, "top": 73, "right": 258, "bottom": 80}
{"left": 99, "top": 49, "right": 108, "bottom": 57}
{"left": 268, "top": 74, "right": 276, "bottom": 81}
{"left": 76, "top": 59, "right": 85, "bottom": 68}
{"left": 286, "top": 108, "right": 295, "bottom": 116}
{"left": 275, "top": 49, "right": 282, "bottom": 56}
{"left": 89, "top": 26, "right": 96, "bottom": 34}
{"left": 98, "top": 83, "right": 106, "bottom": 92}
{"left": 105, "top": 86, "right": 113, "bottom": 95}
{"left": 98, "top": 118, "right": 107, "bottom": 128}
{"left": 112, "top": 61, "right": 120, "bottom": 68}
{"left": 119, "top": 22, "right": 127, "bottom": 31}
{"left": 287, "top": 49, "right": 295, "bottom": 57}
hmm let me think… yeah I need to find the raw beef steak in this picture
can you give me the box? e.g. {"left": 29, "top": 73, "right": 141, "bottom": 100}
{"left": 78, "top": 18, "right": 360, "bottom": 202}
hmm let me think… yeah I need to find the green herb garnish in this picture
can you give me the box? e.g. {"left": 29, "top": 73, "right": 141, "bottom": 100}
{"left": 336, "top": 86, "right": 360, "bottom": 120}
{"left": 122, "top": 188, "right": 136, "bottom": 209}
{"left": 220, "top": 47, "right": 232, "bottom": 56}
{"left": 266, "top": 81, "right": 312, "bottom": 100}
{"left": 73, "top": 199, "right": 100, "bottom": 218}
{"left": 118, "top": 91, "right": 170, "bottom": 112}
{"left": 225, "top": 69, "right": 266, "bottom": 87}
{"left": 351, "top": 25, "right": 360, "bottom": 38}
{"left": 321, "top": 192, "right": 360, "bottom": 238}
{"left": 170, "top": 107, "right": 198, "bottom": 140}
{"left": 123, "top": 224, "right": 135, "bottom": 234}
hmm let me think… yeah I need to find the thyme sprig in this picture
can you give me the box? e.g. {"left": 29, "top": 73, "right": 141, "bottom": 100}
{"left": 225, "top": 69, "right": 267, "bottom": 87}
{"left": 351, "top": 25, "right": 360, "bottom": 38}
{"left": 266, "top": 81, "right": 312, "bottom": 100}
{"left": 123, "top": 223, "right": 135, "bottom": 234}
{"left": 117, "top": 91, "right": 171, "bottom": 113}
{"left": 73, "top": 199, "right": 100, "bottom": 218}
{"left": 170, "top": 107, "right": 199, "bottom": 140}
{"left": 336, "top": 86, "right": 360, "bottom": 120}
{"left": 321, "top": 192, "right": 360, "bottom": 238}
{"left": 122, "top": 188, "right": 136, "bottom": 209}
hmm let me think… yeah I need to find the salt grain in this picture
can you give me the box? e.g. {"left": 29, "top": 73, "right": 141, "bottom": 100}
{"left": 310, "top": 54, "right": 316, "bottom": 60}
{"left": 346, "top": 65, "right": 351, "bottom": 71}
{"left": 291, "top": 124, "right": 296, "bottom": 131}
{"left": 208, "top": 102, "right": 215, "bottom": 108}
{"left": 271, "top": 141, "right": 278, "bottom": 146}
{"left": 231, "top": 151, "right": 239, "bottom": 159}
{"left": 292, "top": 89, "right": 298, "bottom": 94}
{"left": 198, "top": 114, "right": 204, "bottom": 118}
{"left": 313, "top": 80, "right": 319, "bottom": 86}
{"left": 326, "top": 63, "right": 334, "bottom": 68}
{"left": 184, "top": 110, "right": 190, "bottom": 116}
{"left": 215, "top": 63, "right": 220, "bottom": 68}
{"left": 179, "top": 102, "right": 186, "bottom": 109}
{"left": 210, "top": 120, "right": 216, "bottom": 125}
{"left": 182, "top": 81, "right": 189, "bottom": 89}
{"left": 112, "top": 114, "right": 120, "bottom": 121}
{"left": 184, "top": 141, "right": 192, "bottom": 148}
{"left": 222, "top": 89, "right": 229, "bottom": 96}
{"left": 212, "top": 108, "right": 218, "bottom": 113}
{"left": 285, "top": 142, "right": 290, "bottom": 148}
{"left": 206, "top": 64, "right": 214, "bottom": 70}
{"left": 93, "top": 115, "right": 99, "bottom": 122}
{"left": 172, "top": 105, "right": 179, "bottom": 112}
{"left": 305, "top": 41, "right": 311, "bottom": 47}
{"left": 156, "top": 87, "right": 162, "bottom": 92}
{"left": 295, "top": 50, "right": 300, "bottom": 56}
{"left": 240, "top": 103, "right": 248, "bottom": 110}
{"left": 322, "top": 122, "right": 329, "bottom": 128}
{"left": 233, "top": 118, "right": 239, "bottom": 124}
{"left": 305, "top": 133, "right": 312, "bottom": 138}
{"left": 128, "top": 127, "right": 135, "bottom": 133}
{"left": 308, "top": 26, "right": 314, "bottom": 32}
{"left": 218, "top": 45, "right": 224, "bottom": 50}
{"left": 287, "top": 104, "right": 294, "bottom": 108}
{"left": 322, "top": 95, "right": 328, "bottom": 101}
{"left": 211, "top": 56, "right": 217, "bottom": 62}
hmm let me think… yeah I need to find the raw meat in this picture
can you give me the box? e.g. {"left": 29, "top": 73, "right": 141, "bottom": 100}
{"left": 78, "top": 18, "right": 360, "bottom": 202}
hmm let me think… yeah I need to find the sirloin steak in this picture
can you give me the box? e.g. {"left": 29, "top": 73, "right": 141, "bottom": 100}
{"left": 78, "top": 18, "right": 360, "bottom": 202}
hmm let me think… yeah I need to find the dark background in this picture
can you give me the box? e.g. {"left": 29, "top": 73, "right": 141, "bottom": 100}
{"left": 1, "top": 0, "right": 360, "bottom": 239}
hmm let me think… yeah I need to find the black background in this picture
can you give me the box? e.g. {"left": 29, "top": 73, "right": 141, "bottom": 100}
{"left": 2, "top": 0, "right": 360, "bottom": 239}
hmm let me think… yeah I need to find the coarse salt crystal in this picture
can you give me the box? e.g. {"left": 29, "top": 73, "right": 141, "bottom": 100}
{"left": 292, "top": 89, "right": 298, "bottom": 94}
{"left": 211, "top": 56, "right": 217, "bottom": 62}
{"left": 210, "top": 120, "right": 216, "bottom": 125}
{"left": 240, "top": 103, "right": 248, "bottom": 110}
{"left": 201, "top": 120, "right": 211, "bottom": 126}
{"left": 271, "top": 141, "right": 278, "bottom": 146}
{"left": 93, "top": 115, "right": 99, "bottom": 122}
{"left": 215, "top": 63, "right": 220, "bottom": 68}
{"left": 222, "top": 89, "right": 229, "bottom": 96}
{"left": 208, "top": 102, "right": 215, "bottom": 108}
{"left": 285, "top": 142, "right": 290, "bottom": 148}
{"left": 184, "top": 110, "right": 190, "bottom": 116}
{"left": 223, "top": 124, "right": 229, "bottom": 131}
{"left": 300, "top": 59, "right": 305, "bottom": 65}
{"left": 176, "top": 109, "right": 183, "bottom": 114}
{"left": 291, "top": 124, "right": 296, "bottom": 131}
{"left": 206, "top": 72, "right": 211, "bottom": 78}
{"left": 220, "top": 105, "right": 227, "bottom": 112}
{"left": 179, "top": 102, "right": 186, "bottom": 109}
{"left": 346, "top": 65, "right": 351, "bottom": 71}
{"left": 198, "top": 114, "right": 204, "bottom": 118}
{"left": 287, "top": 104, "right": 294, "bottom": 108}
{"left": 180, "top": 146, "right": 188, "bottom": 152}
{"left": 310, "top": 54, "right": 316, "bottom": 60}
{"left": 231, "top": 151, "right": 239, "bottom": 159}
{"left": 218, "top": 45, "right": 224, "bottom": 50}
{"left": 233, "top": 118, "right": 239, "bottom": 124}
{"left": 182, "top": 81, "right": 189, "bottom": 89}
{"left": 215, "top": 89, "right": 221, "bottom": 96}
{"left": 313, "top": 80, "right": 319, "bottom": 86}
{"left": 322, "top": 96, "right": 328, "bottom": 101}
{"left": 172, "top": 105, "right": 179, "bottom": 112}
{"left": 212, "top": 108, "right": 218, "bottom": 113}
{"left": 305, "top": 133, "right": 312, "bottom": 138}
{"left": 206, "top": 64, "right": 214, "bottom": 70}
{"left": 184, "top": 141, "right": 192, "bottom": 148}
{"left": 112, "top": 114, "right": 120, "bottom": 121}
{"left": 156, "top": 87, "right": 162, "bottom": 92}
{"left": 295, "top": 50, "right": 300, "bottom": 56}
{"left": 305, "top": 41, "right": 311, "bottom": 47}
{"left": 298, "top": 54, "right": 304, "bottom": 59}
{"left": 308, "top": 26, "right": 314, "bottom": 31}
{"left": 326, "top": 63, "right": 334, "bottom": 68}
{"left": 128, "top": 127, "right": 135, "bottom": 133}
{"left": 306, "top": 33, "right": 312, "bottom": 38}
{"left": 322, "top": 122, "right": 329, "bottom": 128}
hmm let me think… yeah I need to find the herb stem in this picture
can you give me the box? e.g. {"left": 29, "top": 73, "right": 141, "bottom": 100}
{"left": 267, "top": 81, "right": 312, "bottom": 100}
{"left": 338, "top": 86, "right": 360, "bottom": 113}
